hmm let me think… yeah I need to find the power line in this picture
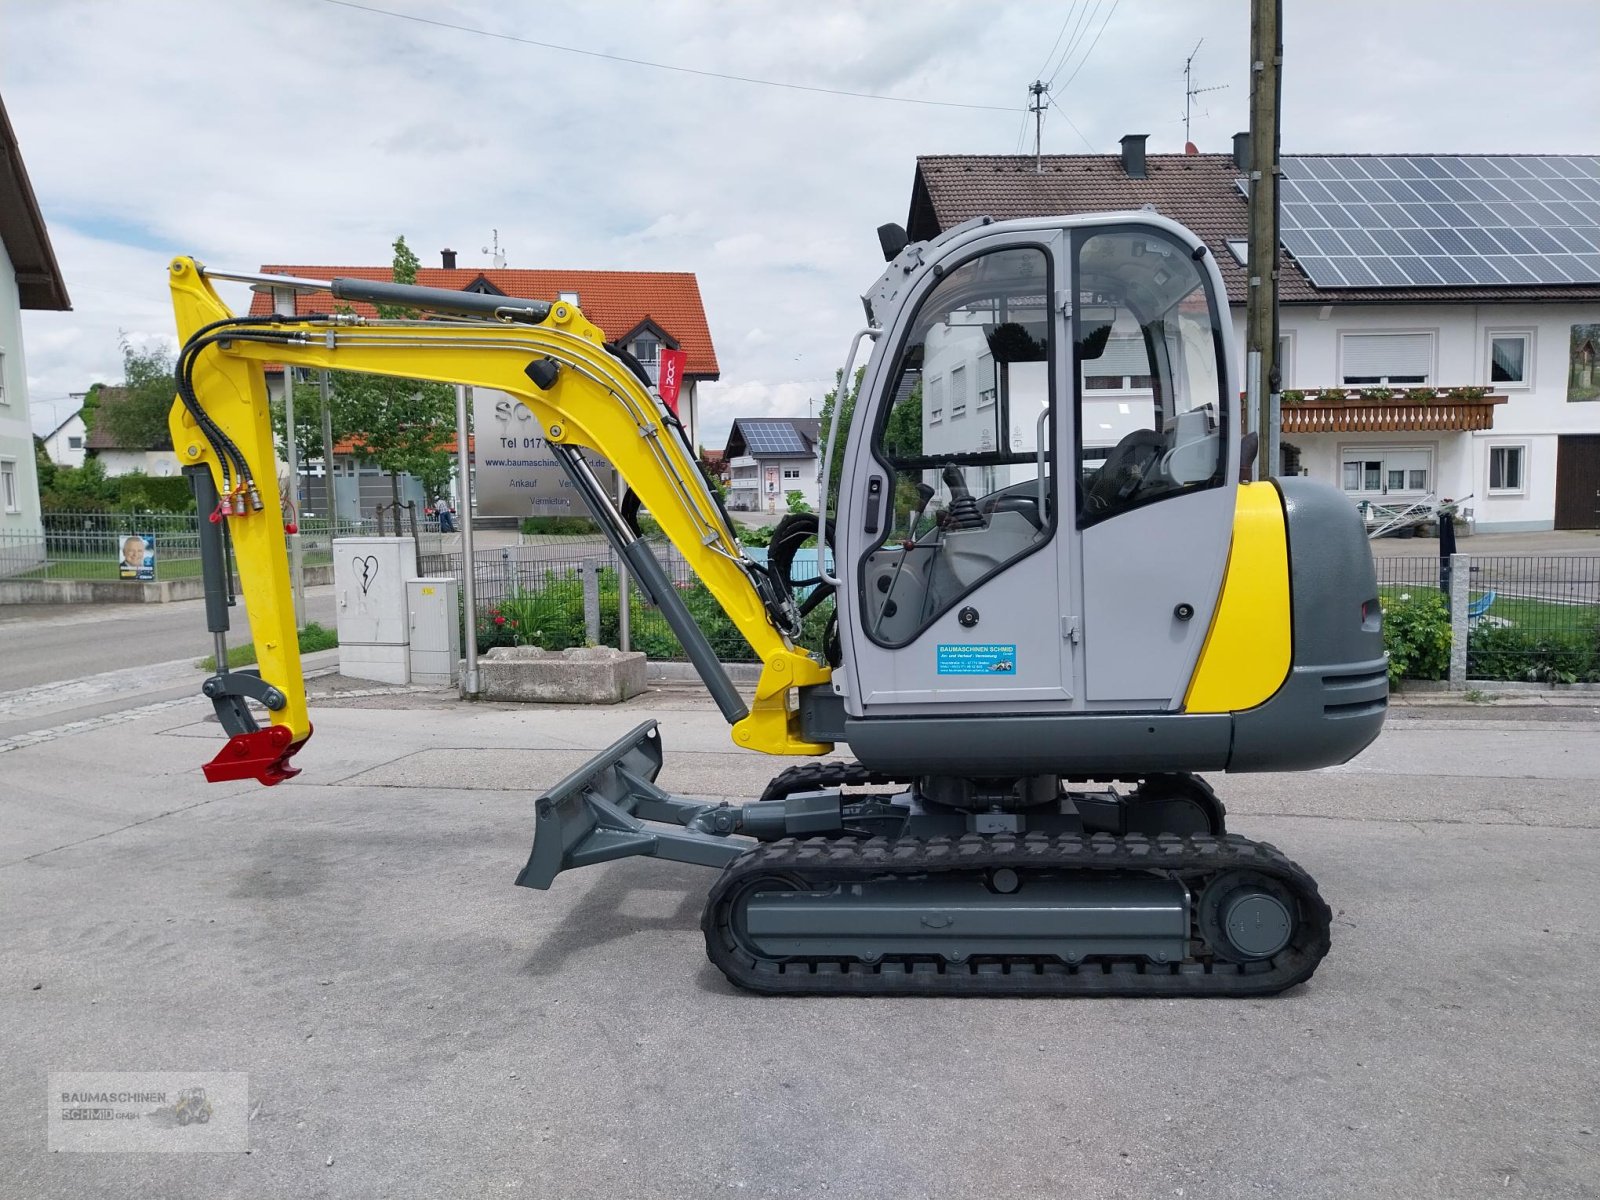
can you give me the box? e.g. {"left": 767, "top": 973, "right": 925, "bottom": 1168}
{"left": 1054, "top": 0, "right": 1121, "bottom": 95}
{"left": 1034, "top": 2, "right": 1081, "bottom": 81}
{"left": 322, "top": 0, "right": 1017, "bottom": 113}
{"left": 1047, "top": 99, "right": 1098, "bottom": 153}
{"left": 1046, "top": 0, "right": 1102, "bottom": 89}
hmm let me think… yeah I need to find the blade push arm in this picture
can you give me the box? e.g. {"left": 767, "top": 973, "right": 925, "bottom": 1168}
{"left": 167, "top": 257, "right": 829, "bottom": 783}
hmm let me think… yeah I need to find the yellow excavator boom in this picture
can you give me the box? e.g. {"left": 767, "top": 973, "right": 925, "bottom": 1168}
{"left": 166, "top": 256, "right": 828, "bottom": 785}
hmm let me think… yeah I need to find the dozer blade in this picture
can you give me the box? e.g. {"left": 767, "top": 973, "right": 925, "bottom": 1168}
{"left": 514, "top": 720, "right": 747, "bottom": 890}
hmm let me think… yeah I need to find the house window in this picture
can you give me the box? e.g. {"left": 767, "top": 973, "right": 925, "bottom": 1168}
{"left": 1083, "top": 336, "right": 1155, "bottom": 391}
{"left": 1, "top": 460, "right": 18, "bottom": 512}
{"left": 977, "top": 352, "right": 996, "bottom": 408}
{"left": 558, "top": 291, "right": 580, "bottom": 306}
{"left": 949, "top": 363, "right": 967, "bottom": 419}
{"left": 1277, "top": 333, "right": 1293, "bottom": 388}
{"left": 1488, "top": 444, "right": 1526, "bottom": 493}
{"left": 782, "top": 468, "right": 802, "bottom": 479}
{"left": 633, "top": 337, "right": 659, "bottom": 363}
{"left": 1340, "top": 446, "right": 1432, "bottom": 496}
{"left": 1340, "top": 331, "right": 1434, "bottom": 385}
{"left": 1487, "top": 332, "right": 1532, "bottom": 388}
{"left": 928, "top": 373, "right": 944, "bottom": 424}
{"left": 68, "top": 435, "right": 83, "bottom": 449}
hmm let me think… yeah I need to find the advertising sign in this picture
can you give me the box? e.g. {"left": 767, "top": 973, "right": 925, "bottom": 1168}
{"left": 658, "top": 347, "right": 687, "bottom": 415}
{"left": 471, "top": 388, "right": 616, "bottom": 518}
{"left": 117, "top": 533, "right": 155, "bottom": 581}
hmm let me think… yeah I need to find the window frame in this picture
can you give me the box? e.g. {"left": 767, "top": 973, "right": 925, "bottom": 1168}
{"left": 1073, "top": 225, "right": 1231, "bottom": 531}
{"left": 0, "top": 348, "right": 7, "bottom": 406}
{"left": 1338, "top": 443, "right": 1434, "bottom": 496}
{"left": 857, "top": 237, "right": 1060, "bottom": 650}
{"left": 1485, "top": 329, "right": 1535, "bottom": 391}
{"left": 1486, "top": 441, "right": 1529, "bottom": 495}
{"left": 1337, "top": 329, "right": 1438, "bottom": 386}
{"left": 1, "top": 458, "right": 18, "bottom": 512}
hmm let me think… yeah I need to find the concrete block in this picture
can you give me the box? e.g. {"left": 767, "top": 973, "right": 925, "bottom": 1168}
{"left": 472, "top": 646, "right": 647, "bottom": 704}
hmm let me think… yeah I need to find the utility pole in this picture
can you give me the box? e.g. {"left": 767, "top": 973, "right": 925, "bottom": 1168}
{"left": 1183, "top": 39, "right": 1227, "bottom": 148}
{"left": 270, "top": 284, "right": 306, "bottom": 628}
{"left": 1245, "top": 0, "right": 1283, "bottom": 482}
{"left": 1028, "top": 80, "right": 1048, "bottom": 174}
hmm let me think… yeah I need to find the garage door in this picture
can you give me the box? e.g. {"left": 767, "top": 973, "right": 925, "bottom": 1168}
{"left": 1554, "top": 436, "right": 1600, "bottom": 529}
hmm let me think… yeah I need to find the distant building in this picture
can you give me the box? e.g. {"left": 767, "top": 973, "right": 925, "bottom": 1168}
{"left": 724, "top": 417, "right": 821, "bottom": 513}
{"left": 0, "top": 92, "right": 71, "bottom": 558}
{"left": 38, "top": 403, "right": 86, "bottom": 468}
{"left": 83, "top": 386, "right": 184, "bottom": 478}
{"left": 907, "top": 141, "right": 1600, "bottom": 530}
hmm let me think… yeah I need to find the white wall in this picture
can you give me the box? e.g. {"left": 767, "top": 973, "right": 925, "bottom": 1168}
{"left": 43, "top": 412, "right": 86, "bottom": 467}
{"left": 97, "top": 448, "right": 185, "bottom": 478}
{"left": 1233, "top": 301, "right": 1600, "bottom": 531}
{"left": 0, "top": 236, "right": 43, "bottom": 533}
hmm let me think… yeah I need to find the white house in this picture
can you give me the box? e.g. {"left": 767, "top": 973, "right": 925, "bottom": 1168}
{"left": 907, "top": 142, "right": 1600, "bottom": 531}
{"left": 0, "top": 93, "right": 71, "bottom": 569}
{"left": 724, "top": 417, "right": 822, "bottom": 514}
{"left": 83, "top": 386, "right": 185, "bottom": 478}
{"left": 36, "top": 402, "right": 86, "bottom": 467}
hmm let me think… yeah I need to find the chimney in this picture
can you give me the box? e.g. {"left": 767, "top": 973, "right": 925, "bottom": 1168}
{"left": 1119, "top": 134, "right": 1148, "bottom": 179}
{"left": 1232, "top": 133, "right": 1251, "bottom": 171}
{"left": 441, "top": 248, "right": 457, "bottom": 270}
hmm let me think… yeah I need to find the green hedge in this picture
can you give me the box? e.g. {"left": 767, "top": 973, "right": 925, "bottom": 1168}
{"left": 472, "top": 567, "right": 829, "bottom": 662}
{"left": 1381, "top": 590, "right": 1451, "bottom": 684}
{"left": 1468, "top": 623, "right": 1600, "bottom": 684}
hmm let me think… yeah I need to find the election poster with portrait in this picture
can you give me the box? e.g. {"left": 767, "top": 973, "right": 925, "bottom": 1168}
{"left": 117, "top": 533, "right": 156, "bottom": 581}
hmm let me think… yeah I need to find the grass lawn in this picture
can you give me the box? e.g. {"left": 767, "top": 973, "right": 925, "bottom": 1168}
{"left": 1379, "top": 583, "right": 1599, "bottom": 631}
{"left": 19, "top": 548, "right": 333, "bottom": 582}
{"left": 198, "top": 622, "right": 339, "bottom": 671}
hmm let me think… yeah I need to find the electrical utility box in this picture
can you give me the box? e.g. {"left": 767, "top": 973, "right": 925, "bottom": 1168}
{"left": 333, "top": 536, "right": 415, "bottom": 684}
{"left": 406, "top": 576, "right": 461, "bottom": 686}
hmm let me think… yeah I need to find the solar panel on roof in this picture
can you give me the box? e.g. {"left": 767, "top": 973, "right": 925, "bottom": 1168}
{"left": 1250, "top": 155, "right": 1600, "bottom": 289}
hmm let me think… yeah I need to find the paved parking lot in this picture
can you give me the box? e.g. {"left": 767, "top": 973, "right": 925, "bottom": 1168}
{"left": 3, "top": 680, "right": 1598, "bottom": 1199}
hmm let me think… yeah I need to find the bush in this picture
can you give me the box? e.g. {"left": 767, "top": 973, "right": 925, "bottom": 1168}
{"left": 1382, "top": 590, "right": 1451, "bottom": 684}
{"left": 519, "top": 516, "right": 600, "bottom": 535}
{"left": 739, "top": 524, "right": 777, "bottom": 548}
{"left": 1468, "top": 622, "right": 1600, "bottom": 684}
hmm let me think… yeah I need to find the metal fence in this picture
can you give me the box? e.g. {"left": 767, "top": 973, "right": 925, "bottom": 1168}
{"left": 420, "top": 540, "right": 761, "bottom": 662}
{"left": 1375, "top": 554, "right": 1600, "bottom": 682}
{"left": 0, "top": 510, "right": 374, "bottom": 581}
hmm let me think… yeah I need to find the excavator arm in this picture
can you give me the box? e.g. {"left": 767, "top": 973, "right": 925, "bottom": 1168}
{"left": 166, "top": 256, "right": 830, "bottom": 785}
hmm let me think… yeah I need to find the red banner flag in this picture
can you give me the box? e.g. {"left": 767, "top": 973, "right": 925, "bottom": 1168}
{"left": 657, "top": 347, "right": 687, "bottom": 414}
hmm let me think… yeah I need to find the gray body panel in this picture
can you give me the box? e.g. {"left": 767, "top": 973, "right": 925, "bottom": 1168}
{"left": 811, "top": 477, "right": 1387, "bottom": 778}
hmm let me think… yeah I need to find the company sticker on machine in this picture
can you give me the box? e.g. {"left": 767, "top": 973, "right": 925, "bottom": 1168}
{"left": 936, "top": 644, "right": 1017, "bottom": 675}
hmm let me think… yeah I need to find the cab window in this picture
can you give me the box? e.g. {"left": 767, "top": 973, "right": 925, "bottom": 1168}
{"left": 862, "top": 245, "right": 1054, "bottom": 648}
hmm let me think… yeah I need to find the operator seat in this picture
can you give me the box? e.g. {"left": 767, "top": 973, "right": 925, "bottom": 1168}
{"left": 1083, "top": 428, "right": 1165, "bottom": 514}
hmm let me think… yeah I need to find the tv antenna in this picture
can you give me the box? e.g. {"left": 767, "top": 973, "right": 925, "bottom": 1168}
{"left": 481, "top": 229, "right": 507, "bottom": 269}
{"left": 1183, "top": 39, "right": 1228, "bottom": 148}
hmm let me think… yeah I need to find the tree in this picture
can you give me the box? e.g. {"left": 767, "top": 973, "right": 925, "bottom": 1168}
{"left": 99, "top": 339, "right": 177, "bottom": 452}
{"left": 325, "top": 236, "right": 457, "bottom": 508}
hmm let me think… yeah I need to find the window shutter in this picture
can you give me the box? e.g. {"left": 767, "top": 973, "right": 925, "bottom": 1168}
{"left": 1342, "top": 333, "right": 1432, "bottom": 381}
{"left": 1096, "top": 336, "right": 1152, "bottom": 377}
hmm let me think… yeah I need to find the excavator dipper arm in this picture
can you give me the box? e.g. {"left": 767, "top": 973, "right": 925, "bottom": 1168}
{"left": 166, "top": 256, "right": 829, "bottom": 785}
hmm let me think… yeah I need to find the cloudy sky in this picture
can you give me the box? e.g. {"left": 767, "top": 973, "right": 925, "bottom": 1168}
{"left": 10, "top": 0, "right": 1597, "bottom": 447}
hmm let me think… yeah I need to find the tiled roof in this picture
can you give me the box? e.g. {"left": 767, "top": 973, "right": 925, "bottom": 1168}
{"left": 330, "top": 434, "right": 473, "bottom": 455}
{"left": 910, "top": 153, "right": 1600, "bottom": 305}
{"left": 247, "top": 265, "right": 719, "bottom": 377}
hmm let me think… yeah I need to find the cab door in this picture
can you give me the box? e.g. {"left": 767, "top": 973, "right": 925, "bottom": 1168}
{"left": 835, "top": 231, "right": 1081, "bottom": 715}
{"left": 1070, "top": 225, "right": 1238, "bottom": 709}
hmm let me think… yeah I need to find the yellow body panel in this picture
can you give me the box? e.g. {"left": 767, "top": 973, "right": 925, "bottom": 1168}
{"left": 1184, "top": 482, "right": 1293, "bottom": 713}
{"left": 166, "top": 257, "right": 829, "bottom": 762}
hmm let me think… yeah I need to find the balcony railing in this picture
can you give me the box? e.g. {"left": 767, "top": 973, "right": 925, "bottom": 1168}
{"left": 1281, "top": 387, "right": 1506, "bottom": 434}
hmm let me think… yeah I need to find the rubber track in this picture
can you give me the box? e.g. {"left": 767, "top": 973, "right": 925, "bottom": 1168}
{"left": 702, "top": 832, "right": 1332, "bottom": 998}
{"left": 757, "top": 760, "right": 903, "bottom": 805}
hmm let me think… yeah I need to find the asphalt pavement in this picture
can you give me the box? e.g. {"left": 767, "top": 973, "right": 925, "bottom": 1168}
{"left": 1, "top": 666, "right": 1598, "bottom": 1200}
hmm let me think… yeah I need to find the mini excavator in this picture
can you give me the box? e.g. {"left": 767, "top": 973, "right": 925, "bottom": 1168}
{"left": 168, "top": 211, "right": 1385, "bottom": 997}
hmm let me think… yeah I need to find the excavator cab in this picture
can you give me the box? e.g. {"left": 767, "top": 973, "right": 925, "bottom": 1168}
{"left": 166, "top": 210, "right": 1386, "bottom": 997}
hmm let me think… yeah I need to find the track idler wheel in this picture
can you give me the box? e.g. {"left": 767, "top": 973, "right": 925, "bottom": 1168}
{"left": 1198, "top": 870, "right": 1296, "bottom": 963}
